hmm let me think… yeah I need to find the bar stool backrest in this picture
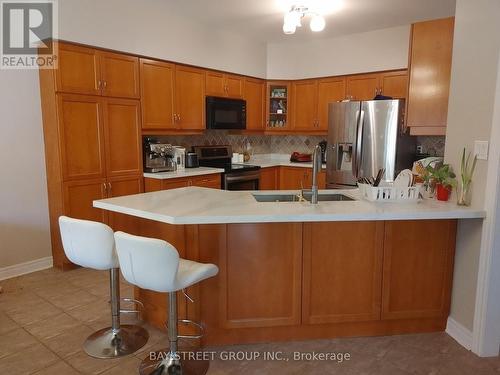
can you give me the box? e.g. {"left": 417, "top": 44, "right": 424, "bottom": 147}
{"left": 59, "top": 216, "right": 118, "bottom": 270}
{"left": 114, "top": 231, "right": 180, "bottom": 293}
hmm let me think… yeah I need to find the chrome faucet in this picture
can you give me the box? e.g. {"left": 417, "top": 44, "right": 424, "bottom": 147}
{"left": 310, "top": 144, "right": 322, "bottom": 204}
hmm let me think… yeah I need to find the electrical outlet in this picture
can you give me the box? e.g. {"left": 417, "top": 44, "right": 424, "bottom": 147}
{"left": 474, "top": 140, "right": 489, "bottom": 160}
{"left": 416, "top": 145, "right": 423, "bottom": 154}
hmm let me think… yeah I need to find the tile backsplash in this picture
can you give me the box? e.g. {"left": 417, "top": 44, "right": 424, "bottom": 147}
{"left": 146, "top": 131, "right": 445, "bottom": 157}
{"left": 147, "top": 131, "right": 327, "bottom": 155}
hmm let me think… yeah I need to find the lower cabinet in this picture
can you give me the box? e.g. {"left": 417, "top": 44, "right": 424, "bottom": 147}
{"left": 302, "top": 222, "right": 384, "bottom": 324}
{"left": 106, "top": 175, "right": 143, "bottom": 234}
{"left": 382, "top": 220, "right": 456, "bottom": 319}
{"left": 278, "top": 167, "right": 326, "bottom": 190}
{"left": 259, "top": 167, "right": 279, "bottom": 190}
{"left": 144, "top": 173, "right": 221, "bottom": 192}
{"left": 63, "top": 179, "right": 107, "bottom": 223}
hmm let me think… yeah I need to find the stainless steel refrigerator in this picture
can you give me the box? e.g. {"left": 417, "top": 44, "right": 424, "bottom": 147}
{"left": 326, "top": 99, "right": 416, "bottom": 188}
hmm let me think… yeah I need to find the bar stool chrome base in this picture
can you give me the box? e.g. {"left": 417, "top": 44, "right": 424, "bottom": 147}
{"left": 84, "top": 325, "right": 149, "bottom": 359}
{"left": 139, "top": 349, "right": 209, "bottom": 375}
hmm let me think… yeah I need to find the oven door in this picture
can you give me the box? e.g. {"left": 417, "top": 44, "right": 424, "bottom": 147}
{"left": 224, "top": 170, "right": 260, "bottom": 190}
{"left": 206, "top": 96, "right": 246, "bottom": 130}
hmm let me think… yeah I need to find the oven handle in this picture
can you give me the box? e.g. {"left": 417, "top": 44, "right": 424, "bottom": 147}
{"left": 224, "top": 173, "right": 261, "bottom": 183}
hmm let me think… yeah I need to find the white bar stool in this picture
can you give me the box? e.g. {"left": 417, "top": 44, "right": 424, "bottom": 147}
{"left": 59, "top": 216, "right": 149, "bottom": 358}
{"left": 114, "top": 231, "right": 219, "bottom": 375}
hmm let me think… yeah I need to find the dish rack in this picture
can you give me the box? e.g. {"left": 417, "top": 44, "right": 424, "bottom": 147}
{"left": 357, "top": 183, "right": 421, "bottom": 203}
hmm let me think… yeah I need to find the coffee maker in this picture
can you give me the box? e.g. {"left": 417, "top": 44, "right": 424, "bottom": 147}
{"left": 144, "top": 139, "right": 177, "bottom": 173}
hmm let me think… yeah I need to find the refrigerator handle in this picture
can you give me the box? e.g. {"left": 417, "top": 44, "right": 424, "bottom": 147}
{"left": 354, "top": 110, "right": 365, "bottom": 178}
{"left": 352, "top": 110, "right": 360, "bottom": 177}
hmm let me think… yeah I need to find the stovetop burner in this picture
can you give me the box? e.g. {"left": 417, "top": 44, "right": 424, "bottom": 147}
{"left": 192, "top": 145, "right": 261, "bottom": 174}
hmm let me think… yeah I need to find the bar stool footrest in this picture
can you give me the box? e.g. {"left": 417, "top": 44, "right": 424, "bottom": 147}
{"left": 119, "top": 297, "right": 144, "bottom": 315}
{"left": 177, "top": 319, "right": 204, "bottom": 340}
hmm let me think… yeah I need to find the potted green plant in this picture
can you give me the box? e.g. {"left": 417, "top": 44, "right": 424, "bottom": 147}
{"left": 457, "top": 148, "right": 477, "bottom": 206}
{"left": 425, "top": 164, "right": 456, "bottom": 201}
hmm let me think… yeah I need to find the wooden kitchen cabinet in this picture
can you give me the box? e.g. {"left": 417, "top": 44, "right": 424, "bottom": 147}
{"left": 55, "top": 42, "right": 139, "bottom": 98}
{"left": 302, "top": 222, "right": 384, "bottom": 324}
{"left": 317, "top": 77, "right": 346, "bottom": 130}
{"left": 292, "top": 80, "right": 317, "bottom": 131}
{"left": 279, "top": 167, "right": 326, "bottom": 190}
{"left": 407, "top": 17, "right": 454, "bottom": 135}
{"left": 206, "top": 71, "right": 244, "bottom": 98}
{"left": 266, "top": 81, "right": 291, "bottom": 131}
{"left": 140, "top": 59, "right": 175, "bottom": 130}
{"left": 99, "top": 51, "right": 140, "bottom": 98}
{"left": 106, "top": 175, "right": 143, "bottom": 234}
{"left": 244, "top": 78, "right": 265, "bottom": 130}
{"left": 259, "top": 167, "right": 279, "bottom": 190}
{"left": 57, "top": 94, "right": 106, "bottom": 181}
{"left": 103, "top": 98, "right": 142, "bottom": 177}
{"left": 175, "top": 65, "right": 205, "bottom": 130}
{"left": 144, "top": 174, "right": 221, "bottom": 192}
{"left": 219, "top": 223, "right": 303, "bottom": 328}
{"left": 380, "top": 71, "right": 408, "bottom": 99}
{"left": 346, "top": 73, "right": 380, "bottom": 100}
{"left": 382, "top": 220, "right": 456, "bottom": 319}
{"left": 63, "top": 179, "right": 107, "bottom": 223}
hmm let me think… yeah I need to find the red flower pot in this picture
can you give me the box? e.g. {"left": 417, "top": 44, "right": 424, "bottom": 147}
{"left": 436, "top": 183, "right": 451, "bottom": 201}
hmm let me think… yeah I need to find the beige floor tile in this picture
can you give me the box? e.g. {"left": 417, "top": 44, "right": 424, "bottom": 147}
{"left": 32, "top": 360, "right": 81, "bottom": 375}
{"left": 0, "top": 328, "right": 38, "bottom": 359}
{"left": 4, "top": 299, "right": 63, "bottom": 326}
{"left": 33, "top": 281, "right": 82, "bottom": 299}
{"left": 66, "top": 298, "right": 111, "bottom": 324}
{"left": 43, "top": 324, "right": 94, "bottom": 359}
{"left": 0, "top": 310, "right": 20, "bottom": 335}
{"left": 24, "top": 312, "right": 82, "bottom": 340}
{"left": 100, "top": 356, "right": 142, "bottom": 375}
{"left": 0, "top": 342, "right": 59, "bottom": 375}
{"left": 44, "top": 289, "right": 100, "bottom": 311}
{"left": 0, "top": 291, "right": 46, "bottom": 311}
{"left": 64, "top": 350, "right": 126, "bottom": 375}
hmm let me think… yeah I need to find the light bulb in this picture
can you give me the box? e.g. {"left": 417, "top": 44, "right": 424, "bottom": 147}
{"left": 283, "top": 21, "right": 296, "bottom": 34}
{"left": 283, "top": 11, "right": 300, "bottom": 34}
{"left": 310, "top": 14, "right": 325, "bottom": 32}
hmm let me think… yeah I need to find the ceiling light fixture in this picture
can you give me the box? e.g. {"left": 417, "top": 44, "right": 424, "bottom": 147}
{"left": 282, "top": 5, "right": 326, "bottom": 35}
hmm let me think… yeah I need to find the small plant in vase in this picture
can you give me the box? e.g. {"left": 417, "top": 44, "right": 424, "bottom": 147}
{"left": 426, "top": 164, "right": 456, "bottom": 201}
{"left": 457, "top": 148, "right": 477, "bottom": 206}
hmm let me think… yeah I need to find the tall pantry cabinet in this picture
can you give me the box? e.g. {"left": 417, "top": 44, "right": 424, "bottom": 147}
{"left": 40, "top": 42, "right": 143, "bottom": 269}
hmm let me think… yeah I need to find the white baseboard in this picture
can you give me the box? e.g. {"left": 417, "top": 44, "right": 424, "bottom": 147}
{"left": 0, "top": 256, "right": 53, "bottom": 281}
{"left": 446, "top": 317, "right": 473, "bottom": 350}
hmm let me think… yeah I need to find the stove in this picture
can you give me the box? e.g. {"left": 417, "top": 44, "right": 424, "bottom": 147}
{"left": 192, "top": 145, "right": 261, "bottom": 190}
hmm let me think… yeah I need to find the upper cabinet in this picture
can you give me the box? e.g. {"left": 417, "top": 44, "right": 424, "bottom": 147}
{"left": 266, "top": 82, "right": 291, "bottom": 131}
{"left": 140, "top": 60, "right": 205, "bottom": 131}
{"left": 407, "top": 17, "right": 455, "bottom": 136}
{"left": 317, "top": 78, "right": 346, "bottom": 131}
{"left": 380, "top": 71, "right": 408, "bottom": 99}
{"left": 206, "top": 71, "right": 244, "bottom": 98}
{"left": 346, "top": 73, "right": 380, "bottom": 100}
{"left": 244, "top": 78, "right": 265, "bottom": 130}
{"left": 55, "top": 42, "right": 139, "bottom": 98}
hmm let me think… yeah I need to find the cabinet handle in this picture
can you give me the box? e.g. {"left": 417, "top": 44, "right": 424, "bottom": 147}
{"left": 102, "top": 182, "right": 107, "bottom": 195}
{"left": 107, "top": 182, "right": 112, "bottom": 196}
{"left": 103, "top": 81, "right": 107, "bottom": 89}
{"left": 178, "top": 114, "right": 181, "bottom": 122}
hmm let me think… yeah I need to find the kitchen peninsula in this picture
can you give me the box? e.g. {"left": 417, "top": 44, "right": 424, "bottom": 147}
{"left": 94, "top": 187, "right": 485, "bottom": 346}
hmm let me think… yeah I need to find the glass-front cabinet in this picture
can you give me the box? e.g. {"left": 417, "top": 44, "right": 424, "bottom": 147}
{"left": 266, "top": 81, "right": 291, "bottom": 131}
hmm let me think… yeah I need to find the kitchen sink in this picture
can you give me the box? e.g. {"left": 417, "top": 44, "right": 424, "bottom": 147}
{"left": 252, "top": 193, "right": 354, "bottom": 203}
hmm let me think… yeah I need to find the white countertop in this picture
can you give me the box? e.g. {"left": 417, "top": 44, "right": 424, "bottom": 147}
{"left": 144, "top": 167, "right": 224, "bottom": 180}
{"left": 93, "top": 187, "right": 486, "bottom": 225}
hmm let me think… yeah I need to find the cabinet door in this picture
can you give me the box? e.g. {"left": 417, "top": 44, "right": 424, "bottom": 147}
{"left": 103, "top": 98, "right": 142, "bottom": 177}
{"left": 292, "top": 80, "right": 317, "bottom": 131}
{"left": 205, "top": 71, "right": 226, "bottom": 97}
{"left": 191, "top": 174, "right": 221, "bottom": 189}
{"left": 107, "top": 175, "right": 143, "bottom": 234}
{"left": 219, "top": 223, "right": 302, "bottom": 328}
{"left": 346, "top": 74, "right": 380, "bottom": 100}
{"left": 318, "top": 170, "right": 326, "bottom": 189}
{"left": 380, "top": 71, "right": 408, "bottom": 99}
{"left": 99, "top": 52, "right": 140, "bottom": 98}
{"left": 279, "top": 167, "right": 310, "bottom": 190}
{"left": 55, "top": 43, "right": 100, "bottom": 95}
{"left": 63, "top": 179, "right": 107, "bottom": 223}
{"left": 317, "top": 78, "right": 346, "bottom": 130}
{"left": 57, "top": 94, "right": 105, "bottom": 181}
{"left": 407, "top": 18, "right": 454, "bottom": 135}
{"left": 303, "top": 222, "right": 384, "bottom": 324}
{"left": 175, "top": 65, "right": 205, "bottom": 130}
{"left": 161, "top": 178, "right": 190, "bottom": 190}
{"left": 382, "top": 220, "right": 456, "bottom": 320}
{"left": 244, "top": 78, "right": 265, "bottom": 130}
{"left": 259, "top": 167, "right": 278, "bottom": 190}
{"left": 225, "top": 74, "right": 244, "bottom": 98}
{"left": 140, "top": 59, "right": 175, "bottom": 130}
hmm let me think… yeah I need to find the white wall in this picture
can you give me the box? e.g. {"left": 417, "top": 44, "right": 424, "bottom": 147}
{"left": 444, "top": 0, "right": 500, "bottom": 331}
{"left": 58, "top": 0, "right": 267, "bottom": 78}
{"left": 266, "top": 25, "right": 410, "bottom": 79}
{"left": 0, "top": 70, "right": 51, "bottom": 268}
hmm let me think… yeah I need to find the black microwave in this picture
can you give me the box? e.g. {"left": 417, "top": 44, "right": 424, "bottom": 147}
{"left": 206, "top": 96, "right": 246, "bottom": 130}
